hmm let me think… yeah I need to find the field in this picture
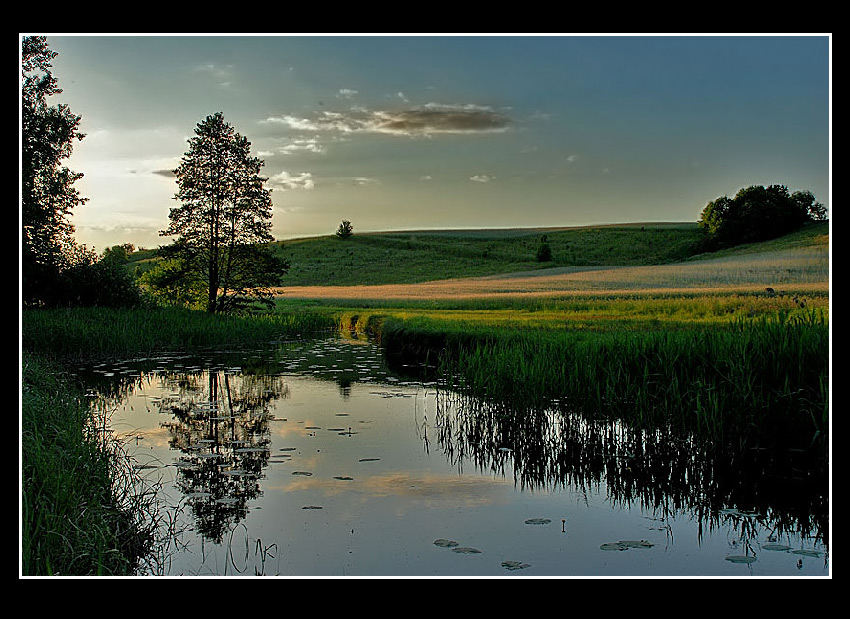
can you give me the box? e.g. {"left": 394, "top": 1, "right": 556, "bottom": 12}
{"left": 269, "top": 222, "right": 828, "bottom": 302}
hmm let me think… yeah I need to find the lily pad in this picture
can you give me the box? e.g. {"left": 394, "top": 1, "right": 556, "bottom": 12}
{"left": 524, "top": 518, "right": 551, "bottom": 525}
{"left": 292, "top": 471, "right": 313, "bottom": 476}
{"left": 619, "top": 540, "right": 654, "bottom": 549}
{"left": 302, "top": 505, "right": 323, "bottom": 510}
{"left": 725, "top": 555, "right": 757, "bottom": 564}
{"left": 334, "top": 476, "right": 354, "bottom": 481}
{"left": 359, "top": 458, "right": 380, "bottom": 462}
{"left": 791, "top": 549, "right": 823, "bottom": 557}
{"left": 762, "top": 543, "right": 793, "bottom": 551}
{"left": 600, "top": 542, "right": 629, "bottom": 551}
{"left": 433, "top": 539, "right": 459, "bottom": 548}
{"left": 451, "top": 547, "right": 482, "bottom": 554}
{"left": 501, "top": 560, "right": 531, "bottom": 571}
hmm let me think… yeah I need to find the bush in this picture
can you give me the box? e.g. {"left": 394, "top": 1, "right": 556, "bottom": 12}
{"left": 536, "top": 235, "right": 552, "bottom": 262}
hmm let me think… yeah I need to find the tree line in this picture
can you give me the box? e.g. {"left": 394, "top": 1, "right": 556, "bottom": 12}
{"left": 21, "top": 36, "right": 828, "bottom": 314}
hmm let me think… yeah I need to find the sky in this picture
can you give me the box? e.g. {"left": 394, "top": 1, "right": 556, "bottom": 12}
{"left": 28, "top": 34, "right": 831, "bottom": 252}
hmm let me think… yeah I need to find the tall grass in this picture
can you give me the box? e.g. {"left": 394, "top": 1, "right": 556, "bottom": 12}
{"left": 22, "top": 306, "right": 337, "bottom": 361}
{"left": 382, "top": 309, "right": 829, "bottom": 453}
{"left": 22, "top": 352, "right": 159, "bottom": 575}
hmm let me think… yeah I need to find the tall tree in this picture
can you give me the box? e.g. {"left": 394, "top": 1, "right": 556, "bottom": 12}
{"left": 21, "top": 36, "right": 88, "bottom": 306}
{"left": 160, "top": 112, "right": 288, "bottom": 313}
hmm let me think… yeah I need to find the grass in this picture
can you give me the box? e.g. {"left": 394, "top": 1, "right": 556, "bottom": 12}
{"left": 267, "top": 222, "right": 705, "bottom": 286}
{"left": 23, "top": 306, "right": 337, "bottom": 361}
{"left": 22, "top": 352, "right": 159, "bottom": 575}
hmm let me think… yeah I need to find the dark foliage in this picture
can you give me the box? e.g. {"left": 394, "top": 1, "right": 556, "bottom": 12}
{"left": 698, "top": 184, "right": 826, "bottom": 250}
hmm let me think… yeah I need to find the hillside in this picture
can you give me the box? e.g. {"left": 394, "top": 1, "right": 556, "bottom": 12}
{"left": 272, "top": 223, "right": 704, "bottom": 287}
{"left": 126, "top": 221, "right": 828, "bottom": 292}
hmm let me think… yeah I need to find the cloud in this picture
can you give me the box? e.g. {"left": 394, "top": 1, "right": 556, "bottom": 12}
{"left": 268, "top": 170, "right": 314, "bottom": 190}
{"left": 279, "top": 137, "right": 325, "bottom": 155}
{"left": 262, "top": 103, "right": 511, "bottom": 137}
{"left": 195, "top": 62, "right": 235, "bottom": 88}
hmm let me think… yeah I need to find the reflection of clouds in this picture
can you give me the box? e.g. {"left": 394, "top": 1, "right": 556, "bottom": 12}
{"left": 274, "top": 472, "right": 511, "bottom": 507}
{"left": 262, "top": 103, "right": 511, "bottom": 137}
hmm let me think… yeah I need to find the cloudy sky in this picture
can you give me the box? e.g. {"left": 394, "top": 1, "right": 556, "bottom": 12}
{"left": 32, "top": 34, "right": 830, "bottom": 252}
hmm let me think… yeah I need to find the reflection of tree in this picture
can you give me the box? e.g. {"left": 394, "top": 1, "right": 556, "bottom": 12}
{"left": 158, "top": 368, "right": 288, "bottom": 543}
{"left": 432, "top": 388, "right": 828, "bottom": 549}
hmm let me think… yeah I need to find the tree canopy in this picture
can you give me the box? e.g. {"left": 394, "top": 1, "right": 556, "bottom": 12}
{"left": 154, "top": 112, "right": 288, "bottom": 313}
{"left": 21, "top": 35, "right": 88, "bottom": 306}
{"left": 697, "top": 184, "right": 826, "bottom": 249}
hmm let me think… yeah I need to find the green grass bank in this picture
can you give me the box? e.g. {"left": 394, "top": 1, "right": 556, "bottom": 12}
{"left": 22, "top": 352, "right": 157, "bottom": 575}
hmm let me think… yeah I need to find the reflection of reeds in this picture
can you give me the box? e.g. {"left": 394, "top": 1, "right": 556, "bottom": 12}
{"left": 432, "top": 386, "right": 828, "bottom": 548}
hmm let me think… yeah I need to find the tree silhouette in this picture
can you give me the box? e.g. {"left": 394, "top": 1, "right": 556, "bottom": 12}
{"left": 21, "top": 36, "right": 88, "bottom": 306}
{"left": 159, "top": 112, "right": 288, "bottom": 313}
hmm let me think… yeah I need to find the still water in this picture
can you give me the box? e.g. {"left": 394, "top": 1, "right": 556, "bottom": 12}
{"left": 75, "top": 337, "right": 829, "bottom": 577}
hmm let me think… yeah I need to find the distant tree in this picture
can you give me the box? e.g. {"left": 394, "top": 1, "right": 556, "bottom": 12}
{"left": 336, "top": 219, "right": 354, "bottom": 239}
{"left": 101, "top": 243, "right": 135, "bottom": 264}
{"left": 536, "top": 234, "right": 552, "bottom": 262}
{"left": 697, "top": 184, "right": 822, "bottom": 249}
{"left": 21, "top": 35, "right": 88, "bottom": 306}
{"left": 158, "top": 112, "right": 288, "bottom": 314}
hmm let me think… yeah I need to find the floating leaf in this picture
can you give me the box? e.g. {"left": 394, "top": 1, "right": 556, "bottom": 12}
{"left": 600, "top": 540, "right": 654, "bottom": 551}
{"left": 434, "top": 539, "right": 459, "bottom": 548}
{"left": 359, "top": 458, "right": 380, "bottom": 462}
{"left": 762, "top": 543, "right": 793, "bottom": 551}
{"left": 451, "top": 547, "right": 482, "bottom": 554}
{"left": 334, "top": 476, "right": 354, "bottom": 481}
{"left": 302, "top": 505, "right": 323, "bottom": 510}
{"left": 725, "top": 555, "right": 757, "bottom": 564}
{"left": 292, "top": 471, "right": 313, "bottom": 476}
{"left": 619, "top": 540, "right": 654, "bottom": 549}
{"left": 524, "top": 518, "right": 551, "bottom": 525}
{"left": 791, "top": 549, "right": 823, "bottom": 557}
{"left": 501, "top": 560, "right": 531, "bottom": 571}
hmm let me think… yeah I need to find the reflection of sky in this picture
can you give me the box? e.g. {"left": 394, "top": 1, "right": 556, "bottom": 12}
{"left": 40, "top": 34, "right": 831, "bottom": 252}
{"left": 277, "top": 471, "right": 513, "bottom": 507}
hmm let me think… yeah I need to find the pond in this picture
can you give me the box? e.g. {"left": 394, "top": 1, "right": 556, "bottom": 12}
{"left": 73, "top": 337, "right": 829, "bottom": 577}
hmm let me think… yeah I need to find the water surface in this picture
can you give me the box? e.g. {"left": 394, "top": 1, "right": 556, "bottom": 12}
{"left": 76, "top": 338, "right": 829, "bottom": 577}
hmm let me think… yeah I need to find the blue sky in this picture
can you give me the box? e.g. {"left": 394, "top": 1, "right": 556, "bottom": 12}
{"left": 35, "top": 34, "right": 830, "bottom": 252}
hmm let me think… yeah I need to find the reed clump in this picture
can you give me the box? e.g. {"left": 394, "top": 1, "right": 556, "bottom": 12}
{"left": 22, "top": 306, "right": 338, "bottom": 361}
{"left": 385, "top": 309, "right": 828, "bottom": 453}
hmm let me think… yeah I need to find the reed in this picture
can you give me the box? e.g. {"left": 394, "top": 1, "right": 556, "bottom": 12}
{"left": 386, "top": 309, "right": 828, "bottom": 452}
{"left": 22, "top": 306, "right": 337, "bottom": 361}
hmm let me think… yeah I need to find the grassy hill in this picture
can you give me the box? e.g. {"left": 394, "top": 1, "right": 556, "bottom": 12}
{"left": 271, "top": 222, "right": 705, "bottom": 287}
{"left": 126, "top": 221, "right": 828, "bottom": 289}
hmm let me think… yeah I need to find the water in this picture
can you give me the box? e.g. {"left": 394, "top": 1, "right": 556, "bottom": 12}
{"left": 75, "top": 338, "right": 829, "bottom": 577}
